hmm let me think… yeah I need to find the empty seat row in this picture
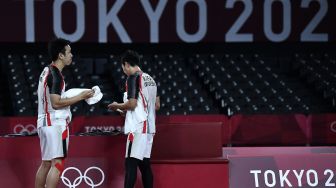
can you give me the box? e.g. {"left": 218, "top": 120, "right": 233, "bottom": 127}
{"left": 0, "top": 52, "right": 335, "bottom": 116}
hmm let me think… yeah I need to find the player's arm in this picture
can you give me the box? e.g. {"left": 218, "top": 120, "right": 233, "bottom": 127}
{"left": 108, "top": 99, "right": 137, "bottom": 111}
{"left": 48, "top": 69, "right": 94, "bottom": 109}
{"left": 155, "top": 96, "right": 160, "bottom": 111}
{"left": 50, "top": 91, "right": 94, "bottom": 110}
{"left": 108, "top": 74, "right": 139, "bottom": 111}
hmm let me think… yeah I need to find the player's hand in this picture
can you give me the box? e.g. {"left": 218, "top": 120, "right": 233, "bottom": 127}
{"left": 107, "top": 102, "right": 119, "bottom": 111}
{"left": 117, "top": 109, "right": 126, "bottom": 117}
{"left": 80, "top": 89, "right": 95, "bottom": 100}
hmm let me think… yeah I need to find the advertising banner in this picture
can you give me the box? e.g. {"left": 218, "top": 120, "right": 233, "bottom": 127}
{"left": 0, "top": 0, "right": 335, "bottom": 43}
{"left": 310, "top": 113, "right": 336, "bottom": 145}
{"left": 229, "top": 114, "right": 308, "bottom": 145}
{"left": 0, "top": 117, "right": 37, "bottom": 135}
{"left": 229, "top": 154, "right": 336, "bottom": 188}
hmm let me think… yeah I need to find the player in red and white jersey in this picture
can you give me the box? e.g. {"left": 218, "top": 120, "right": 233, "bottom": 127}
{"left": 35, "top": 38, "right": 94, "bottom": 188}
{"left": 108, "top": 50, "right": 160, "bottom": 188}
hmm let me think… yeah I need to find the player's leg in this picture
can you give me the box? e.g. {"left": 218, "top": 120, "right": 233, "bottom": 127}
{"left": 124, "top": 133, "right": 139, "bottom": 188}
{"left": 36, "top": 126, "right": 52, "bottom": 188}
{"left": 139, "top": 134, "right": 154, "bottom": 188}
{"left": 45, "top": 125, "right": 68, "bottom": 188}
{"left": 124, "top": 157, "right": 139, "bottom": 188}
{"left": 139, "top": 158, "right": 153, "bottom": 188}
{"left": 46, "top": 158, "right": 64, "bottom": 188}
{"left": 35, "top": 160, "right": 51, "bottom": 188}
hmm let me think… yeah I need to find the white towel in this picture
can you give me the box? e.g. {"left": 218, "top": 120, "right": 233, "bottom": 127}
{"left": 86, "top": 86, "right": 103, "bottom": 105}
{"left": 62, "top": 86, "right": 103, "bottom": 105}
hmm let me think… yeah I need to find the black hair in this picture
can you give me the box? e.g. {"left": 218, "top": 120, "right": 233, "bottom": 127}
{"left": 120, "top": 50, "right": 140, "bottom": 67}
{"left": 48, "top": 38, "right": 71, "bottom": 62}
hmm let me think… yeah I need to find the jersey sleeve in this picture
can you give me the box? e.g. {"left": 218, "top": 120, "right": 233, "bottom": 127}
{"left": 47, "top": 67, "right": 63, "bottom": 95}
{"left": 127, "top": 74, "right": 140, "bottom": 100}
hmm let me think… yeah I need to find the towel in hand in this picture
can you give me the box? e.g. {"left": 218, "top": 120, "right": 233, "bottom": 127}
{"left": 86, "top": 86, "right": 103, "bottom": 105}
{"left": 62, "top": 86, "right": 103, "bottom": 105}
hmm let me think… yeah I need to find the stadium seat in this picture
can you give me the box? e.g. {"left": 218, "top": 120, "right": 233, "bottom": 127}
{"left": 0, "top": 52, "right": 334, "bottom": 116}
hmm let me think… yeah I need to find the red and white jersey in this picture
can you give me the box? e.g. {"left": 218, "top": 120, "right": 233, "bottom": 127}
{"left": 123, "top": 71, "right": 157, "bottom": 134}
{"left": 37, "top": 65, "right": 70, "bottom": 128}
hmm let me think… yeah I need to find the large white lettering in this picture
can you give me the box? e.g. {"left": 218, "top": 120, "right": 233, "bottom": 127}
{"left": 250, "top": 170, "right": 262, "bottom": 187}
{"left": 279, "top": 170, "right": 292, "bottom": 187}
{"left": 264, "top": 170, "right": 276, "bottom": 187}
{"left": 225, "top": 0, "right": 253, "bottom": 42}
{"left": 306, "top": 169, "right": 318, "bottom": 187}
{"left": 98, "top": 0, "right": 130, "bottom": 43}
{"left": 293, "top": 170, "right": 304, "bottom": 187}
{"left": 176, "top": 0, "right": 207, "bottom": 42}
{"left": 25, "top": 0, "right": 35, "bottom": 42}
{"left": 264, "top": 0, "right": 291, "bottom": 42}
{"left": 141, "top": 0, "right": 168, "bottom": 43}
{"left": 53, "top": 0, "right": 85, "bottom": 42}
{"left": 300, "top": 0, "right": 328, "bottom": 42}
{"left": 250, "top": 169, "right": 334, "bottom": 187}
{"left": 23, "top": 0, "right": 332, "bottom": 43}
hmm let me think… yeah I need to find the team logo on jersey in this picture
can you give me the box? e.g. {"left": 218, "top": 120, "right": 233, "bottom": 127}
{"left": 13, "top": 124, "right": 37, "bottom": 134}
{"left": 61, "top": 166, "right": 105, "bottom": 188}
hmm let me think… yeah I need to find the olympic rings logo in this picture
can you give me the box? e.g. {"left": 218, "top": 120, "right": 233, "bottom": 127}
{"left": 13, "top": 124, "right": 37, "bottom": 134}
{"left": 330, "top": 121, "right": 336, "bottom": 133}
{"left": 61, "top": 166, "right": 105, "bottom": 188}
